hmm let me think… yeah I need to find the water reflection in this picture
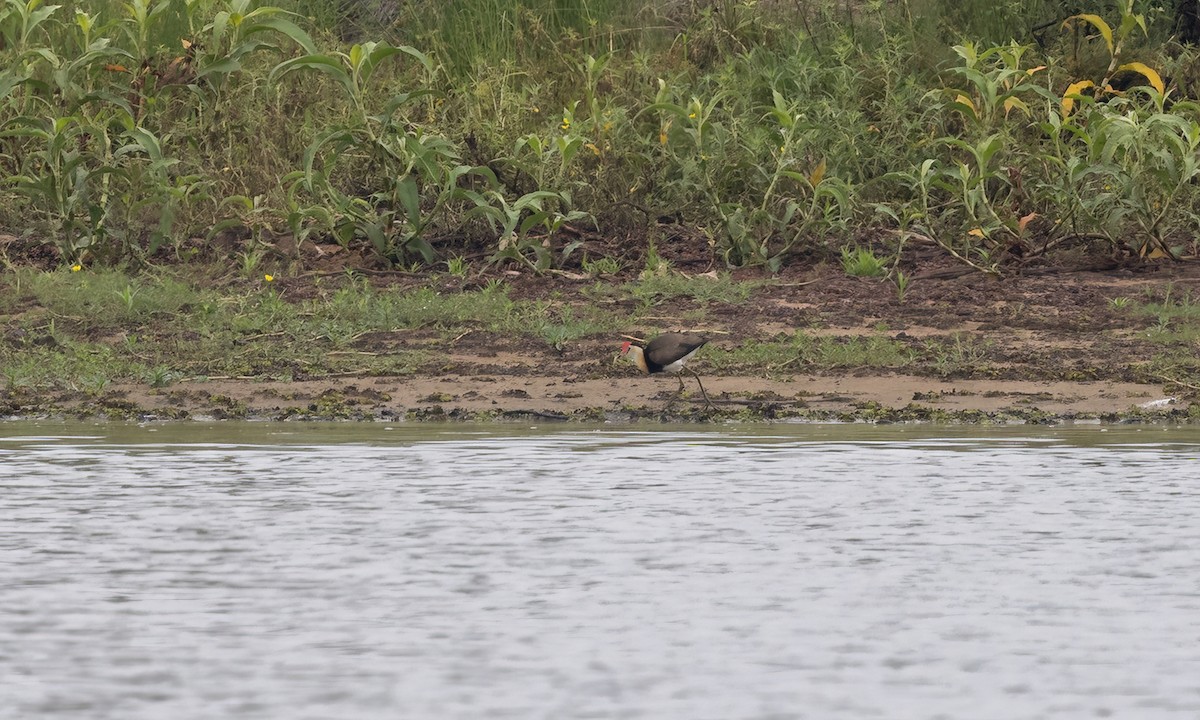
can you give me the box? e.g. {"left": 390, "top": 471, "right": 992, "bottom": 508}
{"left": 2, "top": 422, "right": 1199, "bottom": 719}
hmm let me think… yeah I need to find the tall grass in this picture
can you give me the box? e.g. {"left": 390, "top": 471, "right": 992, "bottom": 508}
{"left": 3, "top": 0, "right": 1199, "bottom": 273}
{"left": 408, "top": 0, "right": 643, "bottom": 75}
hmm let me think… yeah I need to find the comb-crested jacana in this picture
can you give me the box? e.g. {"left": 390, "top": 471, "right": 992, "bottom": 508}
{"left": 620, "top": 332, "right": 712, "bottom": 409}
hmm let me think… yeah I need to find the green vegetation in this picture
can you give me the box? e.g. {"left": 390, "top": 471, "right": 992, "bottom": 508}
{"left": 0, "top": 268, "right": 620, "bottom": 389}
{"left": 4, "top": 0, "right": 1200, "bottom": 276}
{"left": 1107, "top": 285, "right": 1200, "bottom": 392}
{"left": 708, "top": 334, "right": 915, "bottom": 374}
{"left": 5, "top": 0, "right": 1200, "bottom": 420}
{"left": 840, "top": 247, "right": 888, "bottom": 278}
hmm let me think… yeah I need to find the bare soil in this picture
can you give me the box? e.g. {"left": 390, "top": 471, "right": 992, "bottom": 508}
{"left": 8, "top": 241, "right": 1199, "bottom": 423}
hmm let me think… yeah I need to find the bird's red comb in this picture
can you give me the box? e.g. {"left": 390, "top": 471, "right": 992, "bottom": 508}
{"left": 620, "top": 340, "right": 632, "bottom": 354}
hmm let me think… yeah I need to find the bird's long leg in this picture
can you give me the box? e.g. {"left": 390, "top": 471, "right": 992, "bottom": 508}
{"left": 688, "top": 368, "right": 713, "bottom": 410}
{"left": 662, "top": 374, "right": 685, "bottom": 409}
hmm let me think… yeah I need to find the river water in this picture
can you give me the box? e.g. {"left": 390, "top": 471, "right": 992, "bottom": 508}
{"left": 2, "top": 421, "right": 1199, "bottom": 719}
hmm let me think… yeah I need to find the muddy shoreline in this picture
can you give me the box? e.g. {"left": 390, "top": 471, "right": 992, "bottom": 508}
{"left": 2, "top": 372, "right": 1191, "bottom": 425}
{"left": 4, "top": 253, "right": 1200, "bottom": 425}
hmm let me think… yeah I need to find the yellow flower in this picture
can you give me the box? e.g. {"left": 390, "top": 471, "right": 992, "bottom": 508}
{"left": 688, "top": 111, "right": 697, "bottom": 120}
{"left": 532, "top": 106, "right": 540, "bottom": 113}
{"left": 71, "top": 263, "right": 82, "bottom": 272}
{"left": 264, "top": 274, "right": 274, "bottom": 282}
{"left": 561, "top": 117, "right": 571, "bottom": 131}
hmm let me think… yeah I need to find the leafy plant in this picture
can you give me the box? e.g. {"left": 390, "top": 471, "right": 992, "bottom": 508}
{"left": 445, "top": 255, "right": 467, "bottom": 277}
{"left": 0, "top": 0, "right": 60, "bottom": 53}
{"left": 582, "top": 255, "right": 619, "bottom": 277}
{"left": 935, "top": 42, "right": 1053, "bottom": 131}
{"left": 272, "top": 41, "right": 474, "bottom": 264}
{"left": 2, "top": 114, "right": 118, "bottom": 261}
{"left": 841, "top": 246, "right": 887, "bottom": 277}
{"left": 192, "top": 0, "right": 316, "bottom": 85}
{"left": 893, "top": 269, "right": 911, "bottom": 303}
{"left": 466, "top": 188, "right": 590, "bottom": 271}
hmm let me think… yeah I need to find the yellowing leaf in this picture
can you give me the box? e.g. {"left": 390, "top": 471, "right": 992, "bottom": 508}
{"left": 1062, "top": 80, "right": 1095, "bottom": 117}
{"left": 1116, "top": 61, "right": 1165, "bottom": 95}
{"left": 954, "top": 93, "right": 977, "bottom": 120}
{"left": 1026, "top": 65, "right": 1047, "bottom": 76}
{"left": 1018, "top": 212, "right": 1038, "bottom": 233}
{"left": 810, "top": 158, "right": 827, "bottom": 187}
{"left": 1065, "top": 14, "right": 1114, "bottom": 56}
{"left": 968, "top": 228, "right": 986, "bottom": 238}
{"left": 1003, "top": 96, "right": 1031, "bottom": 118}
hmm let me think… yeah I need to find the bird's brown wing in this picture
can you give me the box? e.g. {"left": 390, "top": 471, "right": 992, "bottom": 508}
{"left": 644, "top": 333, "right": 708, "bottom": 367}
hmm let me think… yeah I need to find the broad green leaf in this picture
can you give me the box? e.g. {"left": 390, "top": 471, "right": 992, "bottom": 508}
{"left": 641, "top": 102, "right": 693, "bottom": 122}
{"left": 241, "top": 15, "right": 316, "bottom": 54}
{"left": 209, "top": 10, "right": 229, "bottom": 44}
{"left": 197, "top": 57, "right": 241, "bottom": 78}
{"left": 407, "top": 237, "right": 435, "bottom": 264}
{"left": 270, "top": 54, "right": 355, "bottom": 100}
{"left": 121, "top": 125, "right": 163, "bottom": 162}
{"left": 519, "top": 211, "right": 549, "bottom": 237}
{"left": 952, "top": 43, "right": 978, "bottom": 67}
{"left": 396, "top": 175, "right": 420, "bottom": 226}
{"left": 0, "top": 71, "right": 32, "bottom": 101}
{"left": 379, "top": 88, "right": 439, "bottom": 118}
{"left": 358, "top": 43, "right": 433, "bottom": 87}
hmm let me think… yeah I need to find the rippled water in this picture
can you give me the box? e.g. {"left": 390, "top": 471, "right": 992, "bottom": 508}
{"left": 3, "top": 421, "right": 1200, "bottom": 719}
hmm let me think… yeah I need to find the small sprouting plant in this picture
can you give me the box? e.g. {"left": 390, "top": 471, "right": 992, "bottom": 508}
{"left": 80, "top": 373, "right": 111, "bottom": 394}
{"left": 582, "top": 256, "right": 620, "bottom": 277}
{"left": 641, "top": 241, "right": 670, "bottom": 277}
{"left": 1110, "top": 296, "right": 1131, "bottom": 310}
{"left": 239, "top": 249, "right": 264, "bottom": 277}
{"left": 533, "top": 305, "right": 609, "bottom": 351}
{"left": 926, "top": 334, "right": 991, "bottom": 377}
{"left": 841, "top": 247, "right": 887, "bottom": 277}
{"left": 115, "top": 283, "right": 139, "bottom": 312}
{"left": 893, "top": 269, "right": 911, "bottom": 302}
{"left": 446, "top": 256, "right": 468, "bottom": 277}
{"left": 145, "top": 365, "right": 178, "bottom": 388}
